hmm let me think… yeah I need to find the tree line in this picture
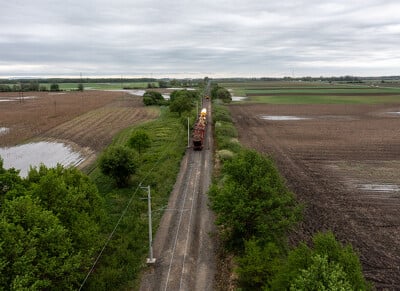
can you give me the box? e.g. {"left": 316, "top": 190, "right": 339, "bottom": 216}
{"left": 0, "top": 82, "right": 82, "bottom": 92}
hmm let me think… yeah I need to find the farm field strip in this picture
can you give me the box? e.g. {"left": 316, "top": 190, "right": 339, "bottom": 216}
{"left": 0, "top": 91, "right": 124, "bottom": 146}
{"left": 44, "top": 106, "right": 158, "bottom": 151}
{"left": 222, "top": 81, "right": 400, "bottom": 105}
{"left": 0, "top": 90, "right": 159, "bottom": 174}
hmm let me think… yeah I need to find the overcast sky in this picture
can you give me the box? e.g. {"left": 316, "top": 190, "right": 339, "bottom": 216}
{"left": 1, "top": 0, "right": 400, "bottom": 78}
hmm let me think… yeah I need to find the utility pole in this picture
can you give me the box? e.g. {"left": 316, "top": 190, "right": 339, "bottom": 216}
{"left": 187, "top": 117, "right": 190, "bottom": 148}
{"left": 141, "top": 185, "right": 156, "bottom": 264}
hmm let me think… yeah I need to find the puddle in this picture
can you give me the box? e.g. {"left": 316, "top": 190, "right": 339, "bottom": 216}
{"left": 128, "top": 90, "right": 146, "bottom": 96}
{"left": 0, "top": 96, "right": 37, "bottom": 102}
{"left": 0, "top": 127, "right": 10, "bottom": 135}
{"left": 358, "top": 184, "right": 400, "bottom": 192}
{"left": 108, "top": 89, "right": 146, "bottom": 96}
{"left": 260, "top": 115, "right": 311, "bottom": 121}
{"left": 0, "top": 141, "right": 84, "bottom": 177}
{"left": 232, "top": 96, "right": 247, "bottom": 101}
{"left": 167, "top": 87, "right": 196, "bottom": 91}
{"left": 387, "top": 112, "right": 400, "bottom": 115}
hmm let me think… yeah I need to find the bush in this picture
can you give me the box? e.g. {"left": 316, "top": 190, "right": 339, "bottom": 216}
{"left": 271, "top": 232, "right": 371, "bottom": 290}
{"left": 209, "top": 149, "right": 301, "bottom": 248}
{"left": 217, "top": 149, "right": 234, "bottom": 161}
{"left": 169, "top": 94, "right": 194, "bottom": 116}
{"left": 128, "top": 130, "right": 151, "bottom": 153}
{"left": 99, "top": 146, "right": 139, "bottom": 187}
{"left": 236, "top": 239, "right": 281, "bottom": 289}
{"left": 211, "top": 84, "right": 232, "bottom": 103}
{"left": 290, "top": 254, "right": 352, "bottom": 290}
{"left": 142, "top": 91, "right": 165, "bottom": 106}
{"left": 213, "top": 105, "right": 233, "bottom": 124}
{"left": 215, "top": 121, "right": 237, "bottom": 138}
{"left": 50, "top": 83, "right": 59, "bottom": 91}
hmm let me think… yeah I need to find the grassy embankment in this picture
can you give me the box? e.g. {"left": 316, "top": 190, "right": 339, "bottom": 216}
{"left": 82, "top": 106, "right": 192, "bottom": 290}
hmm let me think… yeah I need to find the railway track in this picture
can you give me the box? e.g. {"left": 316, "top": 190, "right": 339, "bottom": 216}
{"left": 140, "top": 98, "right": 215, "bottom": 291}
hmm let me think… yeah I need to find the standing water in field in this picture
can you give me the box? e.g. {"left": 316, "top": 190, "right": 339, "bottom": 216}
{"left": 260, "top": 115, "right": 311, "bottom": 121}
{"left": 0, "top": 141, "right": 83, "bottom": 177}
{"left": 0, "top": 127, "right": 9, "bottom": 135}
{"left": 232, "top": 96, "right": 247, "bottom": 101}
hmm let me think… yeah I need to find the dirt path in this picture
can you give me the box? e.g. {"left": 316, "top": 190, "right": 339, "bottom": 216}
{"left": 139, "top": 99, "right": 216, "bottom": 291}
{"left": 229, "top": 103, "right": 400, "bottom": 290}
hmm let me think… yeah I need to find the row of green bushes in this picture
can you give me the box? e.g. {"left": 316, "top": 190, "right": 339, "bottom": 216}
{"left": 210, "top": 104, "right": 371, "bottom": 290}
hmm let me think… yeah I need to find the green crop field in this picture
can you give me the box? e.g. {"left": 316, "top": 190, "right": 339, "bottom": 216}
{"left": 51, "top": 82, "right": 157, "bottom": 90}
{"left": 220, "top": 81, "right": 400, "bottom": 104}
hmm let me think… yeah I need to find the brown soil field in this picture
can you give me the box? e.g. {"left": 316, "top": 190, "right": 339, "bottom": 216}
{"left": 229, "top": 103, "right": 400, "bottom": 290}
{"left": 0, "top": 91, "right": 159, "bottom": 166}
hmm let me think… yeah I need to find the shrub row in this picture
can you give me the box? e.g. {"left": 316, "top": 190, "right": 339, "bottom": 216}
{"left": 210, "top": 103, "right": 371, "bottom": 290}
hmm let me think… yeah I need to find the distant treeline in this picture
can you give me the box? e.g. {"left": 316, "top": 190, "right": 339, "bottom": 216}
{"left": 0, "top": 82, "right": 63, "bottom": 92}
{"left": 0, "top": 78, "right": 201, "bottom": 92}
{"left": 211, "top": 75, "right": 400, "bottom": 82}
{"left": 0, "top": 77, "right": 203, "bottom": 85}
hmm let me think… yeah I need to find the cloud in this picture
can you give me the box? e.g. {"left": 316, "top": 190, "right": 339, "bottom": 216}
{"left": 1, "top": 0, "right": 400, "bottom": 77}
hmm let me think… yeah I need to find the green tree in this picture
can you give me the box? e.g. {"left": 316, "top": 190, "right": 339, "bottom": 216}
{"left": 211, "top": 85, "right": 232, "bottom": 103}
{"left": 236, "top": 239, "right": 281, "bottom": 289}
{"left": 99, "top": 146, "right": 139, "bottom": 187}
{"left": 209, "top": 149, "right": 301, "bottom": 248}
{"left": 39, "top": 85, "right": 48, "bottom": 91}
{"left": 158, "top": 80, "right": 168, "bottom": 88}
{"left": 0, "top": 196, "right": 82, "bottom": 290}
{"left": 290, "top": 254, "right": 352, "bottom": 290}
{"left": 271, "top": 232, "right": 371, "bottom": 290}
{"left": 0, "top": 163, "right": 106, "bottom": 290}
{"left": 142, "top": 91, "right": 165, "bottom": 106}
{"left": 0, "top": 157, "right": 23, "bottom": 199}
{"left": 50, "top": 83, "right": 59, "bottom": 91}
{"left": 128, "top": 130, "right": 151, "bottom": 153}
{"left": 216, "top": 87, "right": 232, "bottom": 103}
{"left": 25, "top": 165, "right": 105, "bottom": 254}
{"left": 169, "top": 94, "right": 193, "bottom": 116}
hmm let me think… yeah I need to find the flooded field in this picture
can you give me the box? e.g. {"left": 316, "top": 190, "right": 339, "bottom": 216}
{"left": 0, "top": 141, "right": 83, "bottom": 177}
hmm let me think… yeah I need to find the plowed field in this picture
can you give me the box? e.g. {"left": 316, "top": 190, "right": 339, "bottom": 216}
{"left": 0, "top": 91, "right": 159, "bottom": 166}
{"left": 229, "top": 103, "right": 400, "bottom": 290}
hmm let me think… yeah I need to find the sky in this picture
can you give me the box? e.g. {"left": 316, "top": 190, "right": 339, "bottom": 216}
{"left": 1, "top": 0, "right": 400, "bottom": 78}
